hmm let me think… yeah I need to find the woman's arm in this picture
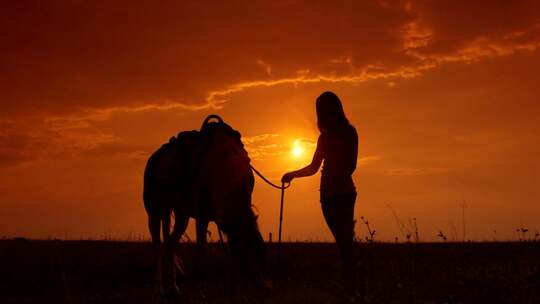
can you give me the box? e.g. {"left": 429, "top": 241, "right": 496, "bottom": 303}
{"left": 281, "top": 136, "right": 324, "bottom": 183}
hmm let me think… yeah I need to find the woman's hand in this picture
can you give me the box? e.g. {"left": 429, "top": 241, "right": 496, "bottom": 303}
{"left": 281, "top": 172, "right": 295, "bottom": 184}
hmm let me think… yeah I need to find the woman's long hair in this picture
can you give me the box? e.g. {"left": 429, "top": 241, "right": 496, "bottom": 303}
{"left": 316, "top": 91, "right": 350, "bottom": 133}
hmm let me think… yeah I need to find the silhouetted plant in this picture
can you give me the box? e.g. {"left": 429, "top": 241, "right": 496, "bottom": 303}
{"left": 360, "top": 216, "right": 376, "bottom": 242}
{"left": 518, "top": 228, "right": 529, "bottom": 241}
{"left": 387, "top": 204, "right": 417, "bottom": 243}
{"left": 411, "top": 218, "right": 419, "bottom": 242}
{"left": 437, "top": 230, "right": 447, "bottom": 242}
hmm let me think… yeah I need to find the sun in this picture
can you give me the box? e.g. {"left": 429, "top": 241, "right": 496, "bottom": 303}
{"left": 291, "top": 139, "right": 304, "bottom": 158}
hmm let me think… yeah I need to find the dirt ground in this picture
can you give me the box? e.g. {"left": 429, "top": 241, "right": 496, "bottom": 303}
{"left": 1, "top": 240, "right": 539, "bottom": 303}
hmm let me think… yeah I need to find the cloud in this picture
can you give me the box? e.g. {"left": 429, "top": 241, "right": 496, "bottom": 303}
{"left": 2, "top": 0, "right": 540, "bottom": 166}
{"left": 0, "top": 117, "right": 126, "bottom": 167}
{"left": 2, "top": 1, "right": 539, "bottom": 118}
{"left": 0, "top": 123, "right": 152, "bottom": 167}
{"left": 0, "top": 1, "right": 413, "bottom": 117}
{"left": 383, "top": 167, "right": 451, "bottom": 176}
{"left": 243, "top": 133, "right": 284, "bottom": 161}
{"left": 358, "top": 155, "right": 383, "bottom": 166}
{"left": 242, "top": 133, "right": 280, "bottom": 145}
{"left": 204, "top": 2, "right": 540, "bottom": 105}
{"left": 44, "top": 101, "right": 215, "bottom": 132}
{"left": 403, "top": 1, "right": 540, "bottom": 62}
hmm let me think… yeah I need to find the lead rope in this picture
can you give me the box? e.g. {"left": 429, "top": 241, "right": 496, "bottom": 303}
{"left": 250, "top": 165, "right": 290, "bottom": 261}
{"left": 277, "top": 181, "right": 286, "bottom": 261}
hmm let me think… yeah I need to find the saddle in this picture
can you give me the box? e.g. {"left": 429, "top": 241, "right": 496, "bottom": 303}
{"left": 187, "top": 115, "right": 254, "bottom": 220}
{"left": 199, "top": 115, "right": 250, "bottom": 163}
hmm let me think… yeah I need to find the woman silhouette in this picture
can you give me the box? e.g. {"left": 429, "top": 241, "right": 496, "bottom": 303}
{"left": 282, "top": 91, "right": 358, "bottom": 292}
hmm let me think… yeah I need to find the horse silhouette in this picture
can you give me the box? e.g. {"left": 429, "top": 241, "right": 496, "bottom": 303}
{"left": 143, "top": 115, "right": 266, "bottom": 298}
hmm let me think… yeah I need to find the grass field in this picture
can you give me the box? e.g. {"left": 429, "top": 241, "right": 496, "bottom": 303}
{"left": 1, "top": 240, "right": 540, "bottom": 303}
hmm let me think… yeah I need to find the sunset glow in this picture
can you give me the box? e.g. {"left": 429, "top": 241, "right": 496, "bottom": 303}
{"left": 291, "top": 140, "right": 304, "bottom": 159}
{"left": 1, "top": 1, "right": 540, "bottom": 242}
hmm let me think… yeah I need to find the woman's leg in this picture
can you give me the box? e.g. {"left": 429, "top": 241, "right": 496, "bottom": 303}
{"left": 321, "top": 193, "right": 357, "bottom": 291}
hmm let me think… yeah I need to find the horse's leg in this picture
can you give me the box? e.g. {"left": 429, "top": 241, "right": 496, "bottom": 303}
{"left": 195, "top": 218, "right": 210, "bottom": 276}
{"left": 148, "top": 212, "right": 164, "bottom": 299}
{"left": 162, "top": 209, "right": 171, "bottom": 242}
{"left": 218, "top": 222, "right": 238, "bottom": 298}
{"left": 163, "top": 213, "right": 189, "bottom": 296}
{"left": 196, "top": 218, "right": 209, "bottom": 257}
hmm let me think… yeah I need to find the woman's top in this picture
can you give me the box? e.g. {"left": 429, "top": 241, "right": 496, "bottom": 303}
{"left": 316, "top": 124, "right": 358, "bottom": 199}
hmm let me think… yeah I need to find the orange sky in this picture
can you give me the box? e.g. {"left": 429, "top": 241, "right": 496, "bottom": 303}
{"left": 1, "top": 1, "right": 540, "bottom": 241}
